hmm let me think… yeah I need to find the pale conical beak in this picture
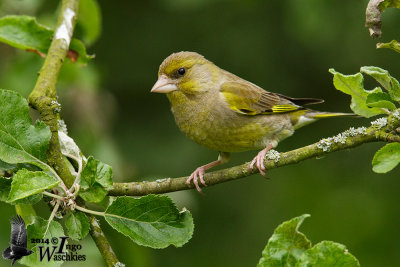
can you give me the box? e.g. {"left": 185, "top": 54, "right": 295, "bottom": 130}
{"left": 151, "top": 75, "right": 178, "bottom": 93}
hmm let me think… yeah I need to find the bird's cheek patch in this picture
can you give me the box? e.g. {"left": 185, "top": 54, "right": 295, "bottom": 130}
{"left": 180, "top": 80, "right": 202, "bottom": 94}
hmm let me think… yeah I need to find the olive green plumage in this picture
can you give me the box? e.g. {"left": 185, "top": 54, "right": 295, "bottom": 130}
{"left": 152, "top": 51, "right": 348, "bottom": 153}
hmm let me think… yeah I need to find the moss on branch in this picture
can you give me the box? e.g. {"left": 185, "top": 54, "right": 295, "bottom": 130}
{"left": 28, "top": 0, "right": 80, "bottom": 188}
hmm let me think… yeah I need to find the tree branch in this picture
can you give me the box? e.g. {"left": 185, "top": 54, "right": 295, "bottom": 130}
{"left": 28, "top": 0, "right": 79, "bottom": 188}
{"left": 88, "top": 215, "right": 120, "bottom": 267}
{"left": 109, "top": 114, "right": 400, "bottom": 196}
{"left": 26, "top": 0, "right": 123, "bottom": 265}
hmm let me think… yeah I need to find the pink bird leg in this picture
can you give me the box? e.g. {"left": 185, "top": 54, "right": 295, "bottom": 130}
{"left": 186, "top": 152, "right": 230, "bottom": 193}
{"left": 249, "top": 144, "right": 273, "bottom": 176}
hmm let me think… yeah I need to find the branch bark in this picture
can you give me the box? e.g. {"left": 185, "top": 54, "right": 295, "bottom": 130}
{"left": 28, "top": 0, "right": 79, "bottom": 188}
{"left": 89, "top": 216, "right": 120, "bottom": 267}
{"left": 109, "top": 114, "right": 400, "bottom": 196}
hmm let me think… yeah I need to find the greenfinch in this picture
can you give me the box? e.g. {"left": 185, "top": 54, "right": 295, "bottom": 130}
{"left": 151, "top": 51, "right": 350, "bottom": 193}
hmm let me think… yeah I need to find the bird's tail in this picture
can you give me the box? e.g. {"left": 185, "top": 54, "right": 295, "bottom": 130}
{"left": 307, "top": 111, "right": 355, "bottom": 118}
{"left": 2, "top": 247, "right": 12, "bottom": 259}
{"left": 292, "top": 110, "right": 355, "bottom": 130}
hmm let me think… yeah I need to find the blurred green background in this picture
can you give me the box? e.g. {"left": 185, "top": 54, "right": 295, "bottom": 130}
{"left": 1, "top": 0, "right": 400, "bottom": 266}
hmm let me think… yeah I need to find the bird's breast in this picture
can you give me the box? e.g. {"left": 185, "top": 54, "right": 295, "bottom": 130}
{"left": 168, "top": 91, "right": 294, "bottom": 152}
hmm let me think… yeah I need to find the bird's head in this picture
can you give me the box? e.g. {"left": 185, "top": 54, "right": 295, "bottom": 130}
{"left": 151, "top": 51, "right": 216, "bottom": 96}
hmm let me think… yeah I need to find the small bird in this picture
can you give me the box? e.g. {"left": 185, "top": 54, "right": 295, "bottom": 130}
{"left": 151, "top": 51, "right": 350, "bottom": 193}
{"left": 2, "top": 215, "right": 33, "bottom": 265}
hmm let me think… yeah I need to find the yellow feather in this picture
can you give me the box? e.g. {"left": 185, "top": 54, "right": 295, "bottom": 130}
{"left": 270, "top": 105, "right": 299, "bottom": 113}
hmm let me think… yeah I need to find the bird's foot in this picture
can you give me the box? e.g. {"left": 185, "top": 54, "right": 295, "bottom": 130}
{"left": 249, "top": 144, "right": 273, "bottom": 176}
{"left": 186, "top": 155, "right": 227, "bottom": 194}
{"left": 186, "top": 167, "right": 208, "bottom": 194}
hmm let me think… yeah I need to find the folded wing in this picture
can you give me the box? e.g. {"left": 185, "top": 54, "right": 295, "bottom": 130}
{"left": 220, "top": 81, "right": 323, "bottom": 116}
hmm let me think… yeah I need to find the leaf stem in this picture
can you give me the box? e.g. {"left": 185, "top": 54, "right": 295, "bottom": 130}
{"left": 42, "top": 190, "right": 64, "bottom": 201}
{"left": 75, "top": 205, "right": 105, "bottom": 217}
{"left": 47, "top": 164, "right": 69, "bottom": 192}
{"left": 65, "top": 152, "right": 83, "bottom": 193}
{"left": 44, "top": 200, "right": 61, "bottom": 236}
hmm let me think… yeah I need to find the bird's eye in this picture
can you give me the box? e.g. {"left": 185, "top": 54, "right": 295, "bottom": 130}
{"left": 177, "top": 68, "right": 186, "bottom": 76}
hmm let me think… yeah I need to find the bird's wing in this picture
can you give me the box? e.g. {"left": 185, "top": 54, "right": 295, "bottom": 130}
{"left": 10, "top": 216, "right": 28, "bottom": 248}
{"left": 220, "top": 81, "right": 324, "bottom": 115}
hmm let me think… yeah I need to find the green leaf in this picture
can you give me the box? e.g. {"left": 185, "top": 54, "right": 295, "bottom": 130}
{"left": 0, "top": 15, "right": 52, "bottom": 55}
{"left": 79, "top": 156, "right": 113, "bottom": 203}
{"left": 7, "top": 169, "right": 59, "bottom": 202}
{"left": 77, "top": 0, "right": 102, "bottom": 46}
{"left": 105, "top": 195, "right": 194, "bottom": 248}
{"left": 0, "top": 89, "right": 51, "bottom": 170}
{"left": 377, "top": 40, "right": 400, "bottom": 54}
{"left": 79, "top": 182, "right": 108, "bottom": 203}
{"left": 0, "top": 159, "right": 16, "bottom": 172}
{"left": 329, "top": 69, "right": 385, "bottom": 117}
{"left": 361, "top": 66, "right": 400, "bottom": 101}
{"left": 69, "top": 38, "right": 95, "bottom": 64}
{"left": 296, "top": 241, "right": 360, "bottom": 267}
{"left": 80, "top": 156, "right": 113, "bottom": 189}
{"left": 0, "top": 177, "right": 11, "bottom": 202}
{"left": 379, "top": 0, "right": 400, "bottom": 9}
{"left": 0, "top": 15, "right": 93, "bottom": 64}
{"left": 15, "top": 204, "right": 37, "bottom": 225}
{"left": 11, "top": 193, "right": 42, "bottom": 205}
{"left": 258, "top": 214, "right": 311, "bottom": 267}
{"left": 20, "top": 216, "right": 65, "bottom": 267}
{"left": 366, "top": 92, "right": 397, "bottom": 110}
{"left": 65, "top": 212, "right": 90, "bottom": 240}
{"left": 372, "top": 143, "right": 400, "bottom": 173}
{"left": 58, "top": 131, "right": 83, "bottom": 163}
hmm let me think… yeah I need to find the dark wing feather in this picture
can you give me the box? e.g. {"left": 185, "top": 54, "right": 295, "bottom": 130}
{"left": 10, "top": 216, "right": 28, "bottom": 248}
{"left": 220, "top": 81, "right": 280, "bottom": 115}
{"left": 220, "top": 81, "right": 323, "bottom": 115}
{"left": 275, "top": 93, "right": 324, "bottom": 106}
